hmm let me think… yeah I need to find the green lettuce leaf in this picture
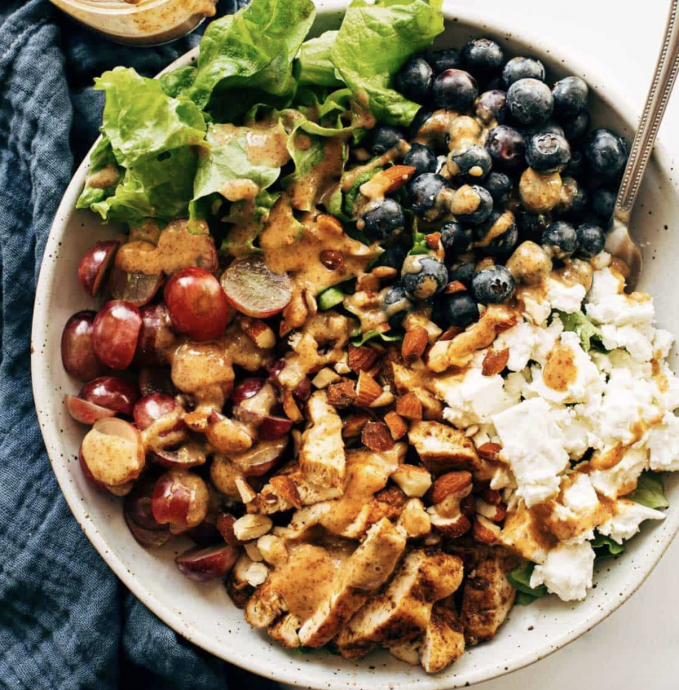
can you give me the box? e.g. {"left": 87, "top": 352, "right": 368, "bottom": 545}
{"left": 296, "top": 31, "right": 344, "bottom": 88}
{"left": 508, "top": 562, "right": 548, "bottom": 606}
{"left": 95, "top": 67, "right": 206, "bottom": 169}
{"left": 76, "top": 136, "right": 119, "bottom": 209}
{"left": 190, "top": 123, "right": 282, "bottom": 220}
{"left": 591, "top": 533, "right": 626, "bottom": 561}
{"left": 330, "top": 0, "right": 444, "bottom": 127}
{"left": 555, "top": 310, "right": 605, "bottom": 351}
{"left": 220, "top": 189, "right": 283, "bottom": 257}
{"left": 160, "top": 66, "right": 198, "bottom": 98}
{"left": 186, "top": 0, "right": 316, "bottom": 113}
{"left": 629, "top": 471, "right": 670, "bottom": 509}
{"left": 341, "top": 166, "right": 383, "bottom": 219}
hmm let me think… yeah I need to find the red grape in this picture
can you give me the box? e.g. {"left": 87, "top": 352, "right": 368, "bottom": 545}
{"left": 80, "top": 376, "right": 139, "bottom": 416}
{"left": 65, "top": 394, "right": 115, "bottom": 425}
{"left": 232, "top": 378, "right": 267, "bottom": 406}
{"left": 138, "top": 367, "right": 174, "bottom": 397}
{"left": 258, "top": 415, "right": 293, "bottom": 440}
{"left": 136, "top": 304, "right": 176, "bottom": 366}
{"left": 78, "top": 240, "right": 119, "bottom": 298}
{"left": 109, "top": 266, "right": 163, "bottom": 307}
{"left": 79, "top": 417, "right": 145, "bottom": 487}
{"left": 93, "top": 300, "right": 142, "bottom": 370}
{"left": 133, "top": 393, "right": 176, "bottom": 430}
{"left": 151, "top": 470, "right": 209, "bottom": 534}
{"left": 124, "top": 474, "right": 172, "bottom": 548}
{"left": 221, "top": 256, "right": 292, "bottom": 318}
{"left": 175, "top": 543, "right": 239, "bottom": 582}
{"left": 164, "top": 267, "right": 231, "bottom": 342}
{"left": 230, "top": 437, "right": 288, "bottom": 477}
{"left": 61, "top": 311, "right": 108, "bottom": 381}
{"left": 150, "top": 446, "right": 207, "bottom": 470}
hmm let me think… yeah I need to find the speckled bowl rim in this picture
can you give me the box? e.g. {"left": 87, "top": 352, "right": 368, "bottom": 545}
{"left": 31, "top": 2, "right": 679, "bottom": 688}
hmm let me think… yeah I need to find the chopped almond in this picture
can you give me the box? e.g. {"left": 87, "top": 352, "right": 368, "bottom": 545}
{"left": 359, "top": 165, "right": 416, "bottom": 198}
{"left": 396, "top": 392, "right": 423, "bottom": 420}
{"left": 444, "top": 281, "right": 467, "bottom": 295}
{"left": 371, "top": 266, "right": 399, "bottom": 280}
{"left": 327, "top": 379, "right": 358, "bottom": 408}
{"left": 362, "top": 421, "right": 394, "bottom": 452}
{"left": 472, "top": 515, "right": 501, "bottom": 545}
{"left": 385, "top": 411, "right": 408, "bottom": 440}
{"left": 281, "top": 389, "right": 304, "bottom": 423}
{"left": 439, "top": 326, "right": 462, "bottom": 342}
{"left": 348, "top": 345, "right": 379, "bottom": 372}
{"left": 477, "top": 442, "right": 502, "bottom": 462}
{"left": 428, "top": 471, "right": 473, "bottom": 505}
{"left": 425, "top": 232, "right": 442, "bottom": 250}
{"left": 242, "top": 318, "right": 276, "bottom": 350}
{"left": 481, "top": 348, "right": 510, "bottom": 376}
{"left": 402, "top": 326, "right": 429, "bottom": 363}
{"left": 342, "top": 411, "right": 372, "bottom": 439}
{"left": 356, "top": 370, "right": 383, "bottom": 406}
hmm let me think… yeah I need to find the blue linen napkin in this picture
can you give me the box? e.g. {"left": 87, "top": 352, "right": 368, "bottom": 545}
{"left": 0, "top": 2, "right": 277, "bottom": 688}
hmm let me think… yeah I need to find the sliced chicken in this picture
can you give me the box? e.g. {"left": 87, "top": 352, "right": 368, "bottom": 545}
{"left": 420, "top": 603, "right": 466, "bottom": 674}
{"left": 269, "top": 614, "right": 302, "bottom": 649}
{"left": 390, "top": 362, "right": 443, "bottom": 420}
{"left": 298, "top": 518, "right": 407, "bottom": 648}
{"left": 335, "top": 549, "right": 464, "bottom": 659}
{"left": 500, "top": 501, "right": 556, "bottom": 564}
{"left": 408, "top": 421, "right": 484, "bottom": 476}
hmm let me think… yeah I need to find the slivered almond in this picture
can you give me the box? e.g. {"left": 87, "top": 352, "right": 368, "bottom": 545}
{"left": 242, "top": 318, "right": 276, "bottom": 350}
{"left": 216, "top": 513, "right": 239, "bottom": 545}
{"left": 444, "top": 281, "right": 467, "bottom": 295}
{"left": 235, "top": 477, "right": 257, "bottom": 504}
{"left": 327, "top": 379, "right": 357, "bottom": 408}
{"left": 425, "top": 232, "right": 442, "bottom": 250}
{"left": 472, "top": 515, "right": 501, "bottom": 544}
{"left": 439, "top": 326, "right": 462, "bottom": 342}
{"left": 371, "top": 266, "right": 398, "bottom": 280}
{"left": 402, "top": 326, "right": 428, "bottom": 363}
{"left": 282, "top": 389, "right": 304, "bottom": 423}
{"left": 342, "top": 411, "right": 372, "bottom": 439}
{"left": 385, "top": 411, "right": 408, "bottom": 440}
{"left": 477, "top": 442, "right": 502, "bottom": 462}
{"left": 356, "top": 371, "right": 383, "bottom": 406}
{"left": 495, "top": 315, "right": 519, "bottom": 333}
{"left": 319, "top": 250, "right": 344, "bottom": 271}
{"left": 482, "top": 348, "right": 509, "bottom": 376}
{"left": 311, "top": 367, "right": 341, "bottom": 389}
{"left": 396, "top": 392, "right": 423, "bottom": 420}
{"left": 428, "top": 471, "right": 473, "bottom": 505}
{"left": 348, "top": 344, "right": 379, "bottom": 372}
{"left": 359, "top": 165, "right": 416, "bottom": 198}
{"left": 270, "top": 475, "right": 302, "bottom": 509}
{"left": 361, "top": 421, "right": 394, "bottom": 451}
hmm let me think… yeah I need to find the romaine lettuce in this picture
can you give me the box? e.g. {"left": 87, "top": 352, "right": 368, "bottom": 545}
{"left": 296, "top": 32, "right": 344, "bottom": 88}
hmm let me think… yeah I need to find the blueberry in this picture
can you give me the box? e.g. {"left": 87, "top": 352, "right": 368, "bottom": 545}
{"left": 562, "top": 110, "right": 590, "bottom": 141}
{"left": 402, "top": 256, "right": 449, "bottom": 300}
{"left": 525, "top": 132, "right": 571, "bottom": 173}
{"left": 591, "top": 187, "right": 616, "bottom": 220}
{"left": 502, "top": 56, "right": 546, "bottom": 87}
{"left": 370, "top": 126, "right": 405, "bottom": 156}
{"left": 404, "top": 143, "right": 437, "bottom": 176}
{"left": 552, "top": 76, "right": 588, "bottom": 120}
{"left": 362, "top": 198, "right": 405, "bottom": 241}
{"left": 484, "top": 171, "right": 512, "bottom": 204}
{"left": 376, "top": 242, "right": 408, "bottom": 270}
{"left": 408, "top": 173, "right": 450, "bottom": 218}
{"left": 476, "top": 211, "right": 519, "bottom": 258}
{"left": 432, "top": 69, "right": 479, "bottom": 111}
{"left": 507, "top": 78, "right": 553, "bottom": 126}
{"left": 475, "top": 90, "right": 507, "bottom": 125}
{"left": 563, "top": 148, "right": 584, "bottom": 177}
{"left": 453, "top": 185, "right": 494, "bottom": 224}
{"left": 441, "top": 221, "right": 473, "bottom": 256}
{"left": 472, "top": 265, "right": 515, "bottom": 303}
{"left": 585, "top": 128, "right": 628, "bottom": 179}
{"left": 396, "top": 56, "right": 434, "bottom": 103}
{"left": 441, "top": 292, "right": 480, "bottom": 328}
{"left": 516, "top": 210, "right": 551, "bottom": 236}
{"left": 449, "top": 144, "right": 492, "bottom": 179}
{"left": 542, "top": 220, "right": 578, "bottom": 259}
{"left": 461, "top": 38, "right": 505, "bottom": 78}
{"left": 410, "top": 108, "right": 433, "bottom": 138}
{"left": 525, "top": 120, "right": 564, "bottom": 138}
{"left": 486, "top": 125, "right": 526, "bottom": 171}
{"left": 427, "top": 48, "right": 462, "bottom": 74}
{"left": 383, "top": 283, "right": 412, "bottom": 328}
{"left": 448, "top": 261, "right": 476, "bottom": 286}
{"left": 576, "top": 222, "right": 605, "bottom": 258}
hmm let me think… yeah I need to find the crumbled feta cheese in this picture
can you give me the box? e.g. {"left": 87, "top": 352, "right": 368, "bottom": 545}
{"left": 523, "top": 295, "right": 551, "bottom": 326}
{"left": 598, "top": 498, "right": 665, "bottom": 544}
{"left": 563, "top": 474, "right": 600, "bottom": 513}
{"left": 492, "top": 398, "right": 569, "bottom": 507}
{"left": 494, "top": 322, "right": 537, "bottom": 372}
{"left": 586, "top": 269, "right": 654, "bottom": 327}
{"left": 504, "top": 371, "right": 528, "bottom": 405}
{"left": 589, "top": 447, "right": 650, "bottom": 499}
{"left": 549, "top": 405, "right": 593, "bottom": 459}
{"left": 647, "top": 412, "right": 679, "bottom": 471}
{"left": 546, "top": 278, "right": 587, "bottom": 314}
{"left": 530, "top": 541, "right": 596, "bottom": 601}
{"left": 600, "top": 323, "right": 654, "bottom": 362}
{"left": 653, "top": 329, "right": 674, "bottom": 359}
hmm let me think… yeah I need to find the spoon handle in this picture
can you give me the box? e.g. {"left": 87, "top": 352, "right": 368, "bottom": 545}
{"left": 614, "top": 0, "right": 679, "bottom": 223}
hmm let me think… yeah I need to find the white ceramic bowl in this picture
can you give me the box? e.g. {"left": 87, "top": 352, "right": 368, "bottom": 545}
{"left": 32, "top": 2, "right": 679, "bottom": 688}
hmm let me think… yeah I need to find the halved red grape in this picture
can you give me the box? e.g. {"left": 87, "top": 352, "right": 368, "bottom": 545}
{"left": 109, "top": 266, "right": 163, "bottom": 307}
{"left": 230, "top": 437, "right": 288, "bottom": 477}
{"left": 221, "top": 256, "right": 293, "bottom": 318}
{"left": 175, "top": 543, "right": 239, "bottom": 582}
{"left": 133, "top": 393, "right": 176, "bottom": 430}
{"left": 150, "top": 445, "right": 207, "bottom": 470}
{"left": 65, "top": 394, "right": 115, "bottom": 425}
{"left": 164, "top": 267, "right": 231, "bottom": 342}
{"left": 124, "top": 473, "right": 172, "bottom": 548}
{"left": 61, "top": 311, "right": 108, "bottom": 381}
{"left": 258, "top": 415, "right": 293, "bottom": 440}
{"left": 215, "top": 513, "right": 239, "bottom": 545}
{"left": 232, "top": 378, "right": 267, "bottom": 406}
{"left": 93, "top": 300, "right": 142, "bottom": 370}
{"left": 151, "top": 470, "right": 209, "bottom": 534}
{"left": 80, "top": 417, "right": 145, "bottom": 487}
{"left": 136, "top": 304, "right": 176, "bottom": 366}
{"left": 138, "top": 367, "right": 174, "bottom": 397}
{"left": 78, "top": 240, "right": 119, "bottom": 297}
{"left": 80, "top": 376, "right": 138, "bottom": 416}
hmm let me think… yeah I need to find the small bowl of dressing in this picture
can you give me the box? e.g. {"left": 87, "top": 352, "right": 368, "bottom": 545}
{"left": 48, "top": 0, "right": 219, "bottom": 46}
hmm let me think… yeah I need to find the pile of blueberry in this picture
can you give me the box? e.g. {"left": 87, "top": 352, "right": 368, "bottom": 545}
{"left": 365, "top": 37, "right": 628, "bottom": 331}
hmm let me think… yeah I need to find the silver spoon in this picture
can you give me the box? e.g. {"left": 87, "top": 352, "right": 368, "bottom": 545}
{"left": 605, "top": 0, "right": 679, "bottom": 289}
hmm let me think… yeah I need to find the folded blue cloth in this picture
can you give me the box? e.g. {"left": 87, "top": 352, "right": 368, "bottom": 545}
{"left": 0, "top": 2, "right": 276, "bottom": 688}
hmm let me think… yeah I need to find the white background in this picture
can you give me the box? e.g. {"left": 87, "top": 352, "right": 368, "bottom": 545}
{"left": 461, "top": 1, "right": 679, "bottom": 688}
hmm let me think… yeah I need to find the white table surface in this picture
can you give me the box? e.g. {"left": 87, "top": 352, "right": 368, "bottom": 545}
{"left": 462, "top": 1, "right": 679, "bottom": 689}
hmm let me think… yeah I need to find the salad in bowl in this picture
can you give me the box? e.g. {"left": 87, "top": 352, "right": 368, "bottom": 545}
{"left": 55, "top": 0, "right": 678, "bottom": 677}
